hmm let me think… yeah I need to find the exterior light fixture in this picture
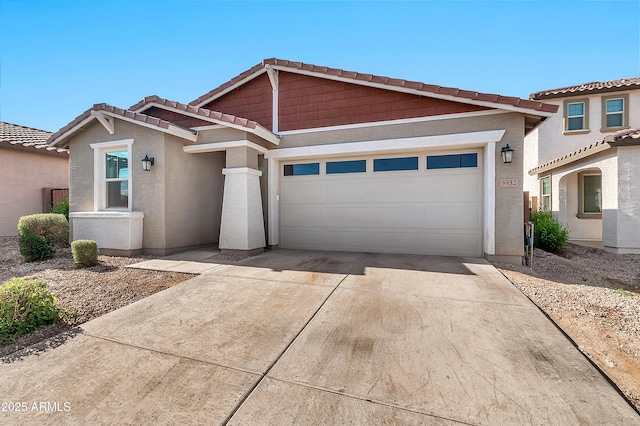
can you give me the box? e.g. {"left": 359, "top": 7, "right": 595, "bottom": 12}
{"left": 141, "top": 155, "right": 155, "bottom": 171}
{"left": 501, "top": 144, "right": 514, "bottom": 164}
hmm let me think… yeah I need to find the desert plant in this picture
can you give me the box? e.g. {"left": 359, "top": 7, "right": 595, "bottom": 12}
{"left": 19, "top": 231, "right": 53, "bottom": 262}
{"left": 18, "top": 214, "right": 69, "bottom": 247}
{"left": 0, "top": 278, "right": 63, "bottom": 343}
{"left": 71, "top": 240, "right": 99, "bottom": 267}
{"left": 530, "top": 210, "right": 569, "bottom": 253}
{"left": 51, "top": 198, "right": 69, "bottom": 220}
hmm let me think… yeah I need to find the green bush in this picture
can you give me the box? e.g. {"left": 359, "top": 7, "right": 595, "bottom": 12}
{"left": 19, "top": 231, "right": 53, "bottom": 262}
{"left": 51, "top": 198, "right": 69, "bottom": 220}
{"left": 18, "top": 214, "right": 69, "bottom": 247}
{"left": 0, "top": 278, "right": 63, "bottom": 344}
{"left": 71, "top": 240, "right": 99, "bottom": 267}
{"left": 530, "top": 210, "right": 569, "bottom": 253}
{"left": 17, "top": 214, "right": 69, "bottom": 262}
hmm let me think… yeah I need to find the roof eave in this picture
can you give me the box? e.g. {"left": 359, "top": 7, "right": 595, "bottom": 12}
{"left": 528, "top": 142, "right": 611, "bottom": 176}
{"left": 139, "top": 101, "right": 279, "bottom": 145}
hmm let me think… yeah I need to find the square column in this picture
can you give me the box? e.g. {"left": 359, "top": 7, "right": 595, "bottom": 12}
{"left": 219, "top": 146, "right": 266, "bottom": 255}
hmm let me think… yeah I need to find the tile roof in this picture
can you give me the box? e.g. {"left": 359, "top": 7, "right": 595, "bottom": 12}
{"left": 190, "top": 58, "right": 558, "bottom": 114}
{"left": 529, "top": 128, "right": 640, "bottom": 175}
{"left": 47, "top": 103, "right": 196, "bottom": 147}
{"left": 131, "top": 95, "right": 261, "bottom": 130}
{"left": 609, "top": 127, "right": 640, "bottom": 143}
{"left": 530, "top": 77, "right": 640, "bottom": 100}
{"left": 131, "top": 95, "right": 279, "bottom": 144}
{"left": 0, "top": 121, "right": 68, "bottom": 154}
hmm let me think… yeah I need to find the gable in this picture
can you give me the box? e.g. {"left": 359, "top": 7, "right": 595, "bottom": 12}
{"left": 201, "top": 70, "right": 491, "bottom": 133}
{"left": 202, "top": 73, "right": 273, "bottom": 130}
{"left": 277, "top": 72, "right": 490, "bottom": 132}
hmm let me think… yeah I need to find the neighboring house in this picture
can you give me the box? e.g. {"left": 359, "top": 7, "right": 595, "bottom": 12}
{"left": 46, "top": 58, "right": 556, "bottom": 264}
{"left": 0, "top": 122, "right": 69, "bottom": 236}
{"left": 524, "top": 78, "right": 640, "bottom": 253}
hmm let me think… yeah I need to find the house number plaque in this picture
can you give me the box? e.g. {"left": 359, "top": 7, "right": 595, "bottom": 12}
{"left": 500, "top": 178, "right": 518, "bottom": 188}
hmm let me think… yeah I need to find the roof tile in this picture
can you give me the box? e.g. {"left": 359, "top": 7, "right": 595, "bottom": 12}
{"left": 531, "top": 77, "right": 640, "bottom": 100}
{"left": 188, "top": 58, "right": 557, "bottom": 114}
{"left": 0, "top": 121, "right": 68, "bottom": 154}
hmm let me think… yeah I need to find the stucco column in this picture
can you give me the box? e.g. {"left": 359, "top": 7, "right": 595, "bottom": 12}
{"left": 219, "top": 147, "right": 266, "bottom": 255}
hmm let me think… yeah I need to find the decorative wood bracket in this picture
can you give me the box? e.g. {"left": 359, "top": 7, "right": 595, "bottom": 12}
{"left": 265, "top": 64, "right": 279, "bottom": 133}
{"left": 265, "top": 64, "right": 278, "bottom": 91}
{"left": 91, "top": 111, "right": 115, "bottom": 134}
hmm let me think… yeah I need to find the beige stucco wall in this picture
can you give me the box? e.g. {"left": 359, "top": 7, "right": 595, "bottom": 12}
{"left": 67, "top": 119, "right": 225, "bottom": 254}
{"left": 543, "top": 149, "right": 618, "bottom": 245}
{"left": 615, "top": 146, "right": 640, "bottom": 252}
{"left": 276, "top": 112, "right": 527, "bottom": 261}
{"left": 163, "top": 134, "right": 224, "bottom": 251}
{"left": 0, "top": 147, "right": 69, "bottom": 236}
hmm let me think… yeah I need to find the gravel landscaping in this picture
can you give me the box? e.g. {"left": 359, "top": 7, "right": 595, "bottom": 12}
{"left": 491, "top": 243, "right": 640, "bottom": 412}
{"left": 0, "top": 237, "right": 193, "bottom": 360}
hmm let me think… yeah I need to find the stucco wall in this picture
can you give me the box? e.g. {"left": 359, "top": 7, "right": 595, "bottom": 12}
{"left": 525, "top": 89, "right": 640, "bottom": 199}
{"left": 277, "top": 111, "right": 527, "bottom": 260}
{"left": 616, "top": 146, "right": 640, "bottom": 251}
{"left": 163, "top": 134, "right": 224, "bottom": 251}
{"left": 545, "top": 150, "right": 617, "bottom": 243}
{"left": 67, "top": 119, "right": 227, "bottom": 254}
{"left": 522, "top": 127, "right": 539, "bottom": 198}
{"left": 557, "top": 172, "right": 602, "bottom": 241}
{"left": 0, "top": 148, "right": 69, "bottom": 236}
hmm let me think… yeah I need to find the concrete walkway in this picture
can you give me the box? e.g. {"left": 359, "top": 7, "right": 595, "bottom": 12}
{"left": 1, "top": 250, "right": 637, "bottom": 425}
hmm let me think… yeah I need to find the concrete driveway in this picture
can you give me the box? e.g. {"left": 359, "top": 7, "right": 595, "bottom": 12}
{"left": 1, "top": 250, "right": 637, "bottom": 425}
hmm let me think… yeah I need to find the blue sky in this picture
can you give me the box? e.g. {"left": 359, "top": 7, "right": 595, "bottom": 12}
{"left": 1, "top": 0, "right": 639, "bottom": 132}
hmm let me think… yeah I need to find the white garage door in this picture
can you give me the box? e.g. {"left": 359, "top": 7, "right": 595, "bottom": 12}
{"left": 279, "top": 151, "right": 483, "bottom": 257}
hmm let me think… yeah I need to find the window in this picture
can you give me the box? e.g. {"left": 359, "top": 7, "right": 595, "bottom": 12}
{"left": 90, "top": 139, "right": 134, "bottom": 211}
{"left": 326, "top": 159, "right": 366, "bottom": 174}
{"left": 579, "top": 172, "right": 602, "bottom": 218}
{"left": 602, "top": 94, "right": 629, "bottom": 131}
{"left": 566, "top": 101, "right": 586, "bottom": 131}
{"left": 283, "top": 163, "right": 319, "bottom": 176}
{"left": 427, "top": 153, "right": 477, "bottom": 169}
{"left": 540, "top": 176, "right": 551, "bottom": 211}
{"left": 105, "top": 151, "right": 129, "bottom": 208}
{"left": 373, "top": 156, "right": 418, "bottom": 172}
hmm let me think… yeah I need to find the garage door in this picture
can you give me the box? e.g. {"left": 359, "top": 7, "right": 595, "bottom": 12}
{"left": 279, "top": 151, "right": 483, "bottom": 257}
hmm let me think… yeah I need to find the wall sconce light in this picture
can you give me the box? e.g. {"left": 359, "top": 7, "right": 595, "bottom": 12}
{"left": 501, "top": 144, "right": 514, "bottom": 164}
{"left": 141, "top": 155, "right": 155, "bottom": 171}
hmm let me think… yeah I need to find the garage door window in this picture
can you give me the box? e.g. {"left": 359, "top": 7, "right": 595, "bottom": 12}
{"left": 284, "top": 163, "right": 320, "bottom": 176}
{"left": 427, "top": 153, "right": 478, "bottom": 169}
{"left": 326, "top": 159, "right": 366, "bottom": 174}
{"left": 373, "top": 156, "right": 418, "bottom": 172}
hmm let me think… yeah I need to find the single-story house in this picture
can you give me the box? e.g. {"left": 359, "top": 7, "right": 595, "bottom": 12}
{"left": 529, "top": 128, "right": 640, "bottom": 254}
{"left": 0, "top": 121, "right": 69, "bottom": 236}
{"left": 46, "top": 59, "right": 557, "bottom": 264}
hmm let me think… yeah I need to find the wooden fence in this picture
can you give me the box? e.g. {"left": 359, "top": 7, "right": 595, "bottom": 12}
{"left": 42, "top": 188, "right": 69, "bottom": 212}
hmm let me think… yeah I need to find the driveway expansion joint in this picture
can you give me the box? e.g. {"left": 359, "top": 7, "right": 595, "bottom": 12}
{"left": 263, "top": 376, "right": 475, "bottom": 425}
{"left": 81, "top": 332, "right": 260, "bottom": 376}
{"left": 223, "top": 253, "right": 372, "bottom": 425}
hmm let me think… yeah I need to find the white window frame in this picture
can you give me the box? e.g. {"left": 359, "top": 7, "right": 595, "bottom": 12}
{"left": 90, "top": 139, "right": 134, "bottom": 211}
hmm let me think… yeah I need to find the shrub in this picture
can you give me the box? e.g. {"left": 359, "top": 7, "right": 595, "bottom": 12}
{"left": 18, "top": 214, "right": 69, "bottom": 247}
{"left": 19, "top": 231, "right": 52, "bottom": 262}
{"left": 51, "top": 198, "right": 69, "bottom": 220}
{"left": 71, "top": 240, "right": 99, "bottom": 267}
{"left": 530, "top": 210, "right": 569, "bottom": 253}
{"left": 0, "top": 278, "right": 63, "bottom": 344}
